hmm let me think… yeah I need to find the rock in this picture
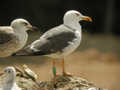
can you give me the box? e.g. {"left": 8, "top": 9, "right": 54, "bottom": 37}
{"left": 5, "top": 65, "right": 108, "bottom": 90}
{"left": 39, "top": 75, "right": 108, "bottom": 90}
{"left": 23, "top": 64, "right": 38, "bottom": 81}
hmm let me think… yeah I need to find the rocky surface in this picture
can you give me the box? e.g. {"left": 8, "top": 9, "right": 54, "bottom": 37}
{"left": 14, "top": 65, "right": 108, "bottom": 90}
{"left": 39, "top": 75, "right": 107, "bottom": 90}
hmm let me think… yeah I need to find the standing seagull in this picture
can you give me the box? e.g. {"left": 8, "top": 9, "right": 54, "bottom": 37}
{"left": 0, "top": 67, "right": 21, "bottom": 90}
{"left": 0, "top": 18, "right": 35, "bottom": 57}
{"left": 15, "top": 10, "right": 92, "bottom": 77}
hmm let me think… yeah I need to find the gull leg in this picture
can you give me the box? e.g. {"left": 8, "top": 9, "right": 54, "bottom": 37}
{"left": 52, "top": 60, "right": 59, "bottom": 87}
{"left": 62, "top": 58, "right": 72, "bottom": 76}
{"left": 62, "top": 58, "right": 65, "bottom": 74}
{"left": 52, "top": 60, "right": 58, "bottom": 78}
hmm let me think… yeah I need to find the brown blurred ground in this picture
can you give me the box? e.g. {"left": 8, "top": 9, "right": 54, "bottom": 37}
{"left": 0, "top": 34, "right": 120, "bottom": 90}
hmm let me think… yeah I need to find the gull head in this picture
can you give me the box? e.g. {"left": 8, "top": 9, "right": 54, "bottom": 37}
{"left": 2, "top": 67, "right": 16, "bottom": 83}
{"left": 63, "top": 10, "right": 92, "bottom": 24}
{"left": 11, "top": 18, "right": 34, "bottom": 31}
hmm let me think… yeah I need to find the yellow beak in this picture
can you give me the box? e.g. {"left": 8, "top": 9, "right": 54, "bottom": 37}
{"left": 27, "top": 26, "right": 39, "bottom": 31}
{"left": 27, "top": 25, "right": 33, "bottom": 30}
{"left": 81, "top": 16, "right": 92, "bottom": 22}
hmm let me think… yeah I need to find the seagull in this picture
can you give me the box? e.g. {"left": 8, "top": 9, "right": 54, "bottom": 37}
{"left": 0, "top": 67, "right": 21, "bottom": 90}
{"left": 15, "top": 10, "right": 92, "bottom": 77}
{"left": 0, "top": 18, "right": 35, "bottom": 57}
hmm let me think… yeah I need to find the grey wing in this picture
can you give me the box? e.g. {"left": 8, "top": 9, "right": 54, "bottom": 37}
{"left": 29, "top": 26, "right": 77, "bottom": 55}
{"left": 14, "top": 25, "right": 77, "bottom": 56}
{"left": 0, "top": 32, "right": 12, "bottom": 44}
{"left": 0, "top": 29, "right": 16, "bottom": 45}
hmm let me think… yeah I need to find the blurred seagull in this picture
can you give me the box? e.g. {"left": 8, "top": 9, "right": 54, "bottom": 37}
{"left": 0, "top": 18, "right": 36, "bottom": 57}
{"left": 15, "top": 10, "right": 92, "bottom": 77}
{"left": 0, "top": 67, "right": 21, "bottom": 90}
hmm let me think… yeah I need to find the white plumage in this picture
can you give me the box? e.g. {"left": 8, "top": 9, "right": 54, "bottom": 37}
{"left": 15, "top": 10, "right": 92, "bottom": 76}
{"left": 0, "top": 67, "right": 21, "bottom": 90}
{"left": 0, "top": 18, "right": 33, "bottom": 57}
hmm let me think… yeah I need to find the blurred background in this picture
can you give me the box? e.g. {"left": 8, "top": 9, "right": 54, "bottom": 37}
{"left": 0, "top": 0, "right": 120, "bottom": 90}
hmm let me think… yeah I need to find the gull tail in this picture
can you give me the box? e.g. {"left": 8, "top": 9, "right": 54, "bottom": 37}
{"left": 12, "top": 49, "right": 34, "bottom": 56}
{"left": 12, "top": 47, "right": 52, "bottom": 56}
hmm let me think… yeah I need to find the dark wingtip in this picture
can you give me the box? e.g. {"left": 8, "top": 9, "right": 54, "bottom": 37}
{"left": 12, "top": 50, "right": 31, "bottom": 56}
{"left": 12, "top": 49, "right": 52, "bottom": 56}
{"left": 11, "top": 53, "right": 17, "bottom": 56}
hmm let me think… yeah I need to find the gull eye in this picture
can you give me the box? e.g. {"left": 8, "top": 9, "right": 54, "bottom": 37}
{"left": 75, "top": 13, "right": 80, "bottom": 16}
{"left": 23, "top": 22, "right": 28, "bottom": 26}
{"left": 8, "top": 70, "right": 11, "bottom": 73}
